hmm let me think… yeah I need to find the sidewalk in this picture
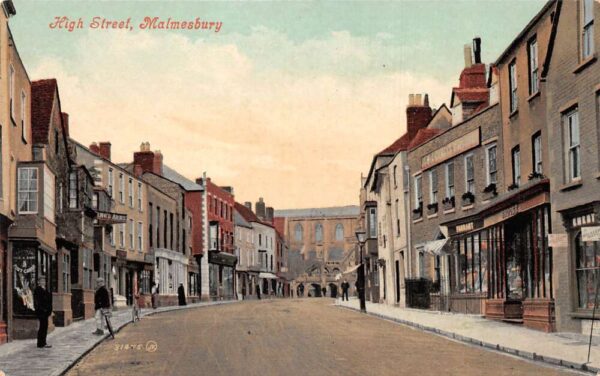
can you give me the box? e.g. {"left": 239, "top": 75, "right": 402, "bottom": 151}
{"left": 336, "top": 298, "right": 600, "bottom": 374}
{"left": 0, "top": 301, "right": 235, "bottom": 376}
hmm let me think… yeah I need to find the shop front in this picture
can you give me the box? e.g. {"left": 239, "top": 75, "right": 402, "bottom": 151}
{"left": 444, "top": 181, "right": 554, "bottom": 331}
{"left": 154, "top": 248, "right": 189, "bottom": 306}
{"left": 208, "top": 251, "right": 237, "bottom": 300}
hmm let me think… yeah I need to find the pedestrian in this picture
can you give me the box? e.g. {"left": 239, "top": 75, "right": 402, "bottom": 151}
{"left": 178, "top": 283, "right": 187, "bottom": 306}
{"left": 321, "top": 287, "right": 326, "bottom": 297}
{"left": 33, "top": 276, "right": 53, "bottom": 348}
{"left": 93, "top": 277, "right": 111, "bottom": 335}
{"left": 151, "top": 282, "right": 158, "bottom": 309}
{"left": 341, "top": 279, "right": 350, "bottom": 301}
{"left": 255, "top": 284, "right": 261, "bottom": 300}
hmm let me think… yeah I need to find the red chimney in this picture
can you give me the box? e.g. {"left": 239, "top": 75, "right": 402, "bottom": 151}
{"left": 406, "top": 93, "right": 432, "bottom": 141}
{"left": 133, "top": 142, "right": 163, "bottom": 176}
{"left": 98, "top": 142, "right": 111, "bottom": 160}
{"left": 89, "top": 142, "right": 100, "bottom": 155}
{"left": 61, "top": 112, "right": 69, "bottom": 137}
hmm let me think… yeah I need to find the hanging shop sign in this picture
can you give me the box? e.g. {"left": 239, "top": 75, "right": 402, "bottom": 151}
{"left": 583, "top": 226, "right": 600, "bottom": 242}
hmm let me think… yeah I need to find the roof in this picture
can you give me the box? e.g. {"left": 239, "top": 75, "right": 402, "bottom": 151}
{"left": 273, "top": 217, "right": 286, "bottom": 237}
{"left": 162, "top": 165, "right": 203, "bottom": 191}
{"left": 31, "top": 79, "right": 58, "bottom": 144}
{"left": 234, "top": 210, "right": 252, "bottom": 229}
{"left": 274, "top": 206, "right": 360, "bottom": 218}
{"left": 377, "top": 133, "right": 411, "bottom": 156}
{"left": 234, "top": 202, "right": 273, "bottom": 228}
{"left": 495, "top": 0, "right": 557, "bottom": 66}
{"left": 408, "top": 128, "right": 444, "bottom": 150}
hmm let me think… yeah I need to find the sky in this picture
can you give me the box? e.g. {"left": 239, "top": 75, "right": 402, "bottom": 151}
{"left": 11, "top": 0, "right": 546, "bottom": 209}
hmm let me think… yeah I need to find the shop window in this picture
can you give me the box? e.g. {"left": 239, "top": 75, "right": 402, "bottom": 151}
{"left": 582, "top": 0, "right": 595, "bottom": 59}
{"left": 18, "top": 167, "right": 38, "bottom": 213}
{"left": 563, "top": 109, "right": 581, "bottom": 182}
{"left": 576, "top": 230, "right": 600, "bottom": 309}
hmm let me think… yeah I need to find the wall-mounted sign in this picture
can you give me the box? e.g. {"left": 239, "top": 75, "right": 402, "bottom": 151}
{"left": 456, "top": 222, "right": 474, "bottom": 234}
{"left": 583, "top": 226, "right": 600, "bottom": 242}
{"left": 96, "top": 211, "right": 127, "bottom": 224}
{"left": 548, "top": 234, "right": 568, "bottom": 248}
{"left": 421, "top": 128, "right": 480, "bottom": 170}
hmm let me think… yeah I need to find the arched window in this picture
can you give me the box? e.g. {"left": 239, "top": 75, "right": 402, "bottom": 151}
{"left": 315, "top": 223, "right": 323, "bottom": 242}
{"left": 295, "top": 224, "right": 303, "bottom": 242}
{"left": 335, "top": 223, "right": 344, "bottom": 241}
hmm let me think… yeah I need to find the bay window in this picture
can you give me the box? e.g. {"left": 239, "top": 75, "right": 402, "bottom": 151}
{"left": 18, "top": 167, "right": 38, "bottom": 213}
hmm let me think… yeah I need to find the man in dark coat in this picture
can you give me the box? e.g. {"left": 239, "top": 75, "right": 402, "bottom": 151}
{"left": 93, "top": 278, "right": 111, "bottom": 335}
{"left": 178, "top": 283, "right": 187, "bottom": 306}
{"left": 33, "top": 276, "right": 53, "bottom": 348}
{"left": 255, "top": 284, "right": 261, "bottom": 300}
{"left": 341, "top": 279, "right": 350, "bottom": 301}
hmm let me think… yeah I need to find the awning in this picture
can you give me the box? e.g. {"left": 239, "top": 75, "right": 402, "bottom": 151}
{"left": 258, "top": 272, "right": 278, "bottom": 279}
{"left": 343, "top": 264, "right": 360, "bottom": 274}
{"left": 424, "top": 239, "right": 449, "bottom": 256}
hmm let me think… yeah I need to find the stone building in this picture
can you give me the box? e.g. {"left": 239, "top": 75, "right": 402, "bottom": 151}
{"left": 275, "top": 206, "right": 359, "bottom": 298}
{"left": 544, "top": 0, "right": 600, "bottom": 334}
{"left": 234, "top": 205, "right": 256, "bottom": 299}
{"left": 362, "top": 93, "right": 451, "bottom": 306}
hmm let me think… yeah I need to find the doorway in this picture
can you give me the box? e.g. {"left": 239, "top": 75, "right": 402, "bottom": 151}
{"left": 328, "top": 283, "right": 338, "bottom": 298}
{"left": 395, "top": 260, "right": 400, "bottom": 304}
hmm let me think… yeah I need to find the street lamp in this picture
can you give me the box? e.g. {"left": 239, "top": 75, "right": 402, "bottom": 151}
{"left": 355, "top": 229, "right": 367, "bottom": 313}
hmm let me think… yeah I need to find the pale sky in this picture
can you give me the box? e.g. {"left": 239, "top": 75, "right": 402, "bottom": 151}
{"left": 12, "top": 0, "right": 545, "bottom": 209}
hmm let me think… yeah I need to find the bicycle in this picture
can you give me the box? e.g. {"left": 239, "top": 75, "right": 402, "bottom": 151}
{"left": 102, "top": 308, "right": 115, "bottom": 339}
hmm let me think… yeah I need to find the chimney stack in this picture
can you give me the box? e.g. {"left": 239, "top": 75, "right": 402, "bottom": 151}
{"left": 255, "top": 197, "right": 266, "bottom": 220}
{"left": 244, "top": 202, "right": 252, "bottom": 211}
{"left": 473, "top": 37, "right": 482, "bottom": 64}
{"left": 266, "top": 207, "right": 274, "bottom": 222}
{"left": 406, "top": 93, "right": 433, "bottom": 141}
{"left": 61, "top": 112, "right": 69, "bottom": 137}
{"left": 89, "top": 142, "right": 100, "bottom": 155}
{"left": 99, "top": 142, "right": 111, "bottom": 161}
{"left": 463, "top": 44, "right": 473, "bottom": 68}
{"left": 133, "top": 142, "right": 163, "bottom": 176}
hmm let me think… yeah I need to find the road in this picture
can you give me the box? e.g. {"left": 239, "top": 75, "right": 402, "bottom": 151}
{"left": 67, "top": 299, "right": 571, "bottom": 376}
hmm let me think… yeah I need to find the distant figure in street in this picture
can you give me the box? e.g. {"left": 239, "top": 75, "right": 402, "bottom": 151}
{"left": 341, "top": 279, "right": 350, "bottom": 301}
{"left": 321, "top": 287, "right": 326, "bottom": 297}
{"left": 93, "top": 278, "right": 111, "bottom": 335}
{"left": 33, "top": 276, "right": 53, "bottom": 348}
{"left": 255, "top": 284, "right": 261, "bottom": 300}
{"left": 299, "top": 283, "right": 304, "bottom": 297}
{"left": 151, "top": 283, "right": 158, "bottom": 309}
{"left": 178, "top": 283, "right": 187, "bottom": 306}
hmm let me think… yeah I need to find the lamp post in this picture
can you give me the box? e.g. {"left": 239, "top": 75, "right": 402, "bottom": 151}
{"left": 355, "top": 229, "right": 367, "bottom": 313}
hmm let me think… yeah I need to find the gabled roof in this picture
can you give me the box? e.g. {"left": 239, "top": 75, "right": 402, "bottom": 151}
{"left": 234, "top": 201, "right": 273, "bottom": 228}
{"left": 273, "top": 217, "right": 286, "bottom": 237}
{"left": 408, "top": 128, "right": 444, "bottom": 150}
{"left": 234, "top": 209, "right": 252, "bottom": 228}
{"left": 162, "top": 165, "right": 203, "bottom": 191}
{"left": 31, "top": 79, "right": 58, "bottom": 144}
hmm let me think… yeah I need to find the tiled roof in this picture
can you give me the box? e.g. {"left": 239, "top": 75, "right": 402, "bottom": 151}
{"left": 234, "top": 210, "right": 252, "bottom": 228}
{"left": 408, "top": 128, "right": 444, "bottom": 150}
{"left": 273, "top": 217, "right": 286, "bottom": 237}
{"left": 274, "top": 206, "right": 360, "bottom": 218}
{"left": 234, "top": 202, "right": 261, "bottom": 223}
{"left": 377, "top": 133, "right": 411, "bottom": 156}
{"left": 162, "top": 165, "right": 203, "bottom": 191}
{"left": 31, "top": 79, "right": 58, "bottom": 144}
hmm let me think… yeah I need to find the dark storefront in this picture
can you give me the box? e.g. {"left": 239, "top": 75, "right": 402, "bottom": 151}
{"left": 209, "top": 251, "right": 237, "bottom": 300}
{"left": 444, "top": 181, "right": 554, "bottom": 331}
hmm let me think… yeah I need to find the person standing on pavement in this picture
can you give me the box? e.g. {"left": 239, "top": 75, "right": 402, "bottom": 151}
{"left": 93, "top": 278, "right": 111, "bottom": 335}
{"left": 151, "top": 282, "right": 158, "bottom": 309}
{"left": 255, "top": 284, "right": 261, "bottom": 300}
{"left": 33, "top": 276, "right": 53, "bottom": 348}
{"left": 341, "top": 279, "right": 350, "bottom": 301}
{"left": 178, "top": 283, "right": 187, "bottom": 306}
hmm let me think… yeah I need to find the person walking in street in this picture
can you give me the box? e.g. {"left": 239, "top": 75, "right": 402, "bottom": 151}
{"left": 178, "top": 283, "right": 187, "bottom": 306}
{"left": 151, "top": 282, "right": 158, "bottom": 309}
{"left": 93, "top": 278, "right": 111, "bottom": 335}
{"left": 255, "top": 284, "right": 261, "bottom": 300}
{"left": 33, "top": 276, "right": 53, "bottom": 348}
{"left": 341, "top": 279, "right": 350, "bottom": 301}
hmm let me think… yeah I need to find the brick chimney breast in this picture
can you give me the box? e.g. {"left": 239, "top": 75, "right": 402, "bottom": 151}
{"left": 99, "top": 142, "right": 111, "bottom": 161}
{"left": 133, "top": 142, "right": 162, "bottom": 176}
{"left": 406, "top": 93, "right": 433, "bottom": 142}
{"left": 255, "top": 198, "right": 266, "bottom": 219}
{"left": 89, "top": 142, "right": 100, "bottom": 155}
{"left": 61, "top": 112, "right": 69, "bottom": 137}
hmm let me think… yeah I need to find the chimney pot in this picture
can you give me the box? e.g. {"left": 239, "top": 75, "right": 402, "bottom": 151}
{"left": 408, "top": 94, "right": 415, "bottom": 106}
{"left": 415, "top": 94, "right": 422, "bottom": 106}
{"left": 244, "top": 202, "right": 252, "bottom": 211}
{"left": 423, "top": 94, "right": 429, "bottom": 107}
{"left": 464, "top": 44, "right": 473, "bottom": 68}
{"left": 473, "top": 37, "right": 482, "bottom": 64}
